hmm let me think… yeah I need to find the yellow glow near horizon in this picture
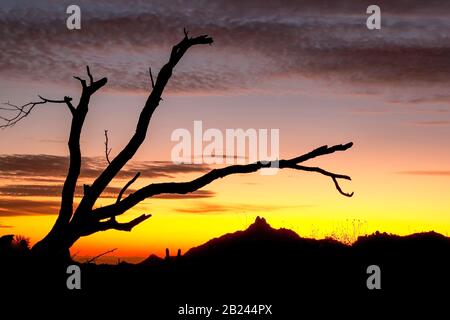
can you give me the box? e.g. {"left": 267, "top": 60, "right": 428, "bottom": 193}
{"left": 3, "top": 165, "right": 449, "bottom": 262}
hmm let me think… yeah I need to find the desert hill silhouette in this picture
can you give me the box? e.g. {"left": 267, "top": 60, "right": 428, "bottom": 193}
{"left": 182, "top": 216, "right": 347, "bottom": 263}
{"left": 138, "top": 216, "right": 348, "bottom": 268}
{"left": 1, "top": 216, "right": 449, "bottom": 311}
{"left": 140, "top": 216, "right": 450, "bottom": 268}
{"left": 133, "top": 216, "right": 449, "bottom": 296}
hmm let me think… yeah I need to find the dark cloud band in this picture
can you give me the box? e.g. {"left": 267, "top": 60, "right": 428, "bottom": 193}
{"left": 1, "top": 0, "right": 449, "bottom": 95}
{"left": 0, "top": 154, "right": 210, "bottom": 180}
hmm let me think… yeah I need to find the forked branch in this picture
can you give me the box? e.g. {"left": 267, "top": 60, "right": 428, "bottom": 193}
{"left": 74, "top": 31, "right": 214, "bottom": 214}
{"left": 292, "top": 165, "right": 354, "bottom": 197}
{"left": 96, "top": 214, "right": 152, "bottom": 232}
{"left": 1, "top": 96, "right": 73, "bottom": 128}
{"left": 149, "top": 67, "right": 155, "bottom": 89}
{"left": 57, "top": 66, "right": 108, "bottom": 228}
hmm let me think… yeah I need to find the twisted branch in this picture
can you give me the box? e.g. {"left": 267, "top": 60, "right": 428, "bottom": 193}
{"left": 292, "top": 165, "right": 353, "bottom": 197}
{"left": 117, "top": 172, "right": 141, "bottom": 204}
{"left": 104, "top": 130, "right": 112, "bottom": 164}
{"left": 93, "top": 142, "right": 354, "bottom": 220}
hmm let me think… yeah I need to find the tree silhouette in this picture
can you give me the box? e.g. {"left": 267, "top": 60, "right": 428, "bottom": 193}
{"left": 1, "top": 31, "right": 353, "bottom": 261}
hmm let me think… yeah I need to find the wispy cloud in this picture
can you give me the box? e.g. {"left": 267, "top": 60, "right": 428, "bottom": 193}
{"left": 410, "top": 121, "right": 450, "bottom": 126}
{"left": 0, "top": 184, "right": 215, "bottom": 200}
{"left": 0, "top": 193, "right": 218, "bottom": 218}
{"left": 0, "top": 154, "right": 210, "bottom": 181}
{"left": 153, "top": 190, "right": 215, "bottom": 199}
{"left": 397, "top": 170, "right": 450, "bottom": 176}
{"left": 0, "top": 154, "right": 215, "bottom": 216}
{"left": 0, "top": 198, "right": 61, "bottom": 216}
{"left": 0, "top": 223, "right": 13, "bottom": 228}
{"left": 391, "top": 94, "right": 450, "bottom": 105}
{"left": 174, "top": 201, "right": 313, "bottom": 214}
{"left": 0, "top": 184, "right": 124, "bottom": 198}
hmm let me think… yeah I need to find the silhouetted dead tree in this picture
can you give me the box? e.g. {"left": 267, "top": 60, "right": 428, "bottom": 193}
{"left": 1, "top": 31, "right": 353, "bottom": 260}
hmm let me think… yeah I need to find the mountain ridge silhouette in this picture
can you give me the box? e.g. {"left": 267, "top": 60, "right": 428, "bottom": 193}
{"left": 138, "top": 216, "right": 450, "bottom": 269}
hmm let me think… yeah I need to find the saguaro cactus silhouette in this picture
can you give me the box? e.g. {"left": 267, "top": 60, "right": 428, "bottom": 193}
{"left": 0, "top": 31, "right": 353, "bottom": 260}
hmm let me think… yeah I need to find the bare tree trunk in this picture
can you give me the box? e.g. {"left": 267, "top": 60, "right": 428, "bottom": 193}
{"left": 31, "top": 32, "right": 214, "bottom": 260}
{"left": 31, "top": 227, "right": 78, "bottom": 262}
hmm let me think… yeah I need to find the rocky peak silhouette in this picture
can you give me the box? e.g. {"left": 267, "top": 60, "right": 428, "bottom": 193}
{"left": 247, "top": 216, "right": 272, "bottom": 232}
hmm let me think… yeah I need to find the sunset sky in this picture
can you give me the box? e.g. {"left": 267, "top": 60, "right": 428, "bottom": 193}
{"left": 1, "top": 0, "right": 449, "bottom": 262}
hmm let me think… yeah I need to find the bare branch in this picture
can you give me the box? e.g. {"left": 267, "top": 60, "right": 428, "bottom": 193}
{"left": 117, "top": 172, "right": 141, "bottom": 204}
{"left": 64, "top": 97, "right": 76, "bottom": 114}
{"left": 149, "top": 67, "right": 155, "bottom": 89}
{"left": 0, "top": 101, "right": 43, "bottom": 128}
{"left": 86, "top": 65, "right": 94, "bottom": 85}
{"left": 73, "top": 76, "right": 87, "bottom": 88}
{"left": 71, "top": 250, "right": 81, "bottom": 260}
{"left": 292, "top": 164, "right": 353, "bottom": 197}
{"left": 39, "top": 95, "right": 75, "bottom": 114}
{"left": 332, "top": 176, "right": 354, "bottom": 197}
{"left": 93, "top": 142, "right": 354, "bottom": 220}
{"left": 1, "top": 95, "right": 74, "bottom": 128}
{"left": 37, "top": 95, "right": 64, "bottom": 104}
{"left": 73, "top": 66, "right": 106, "bottom": 93}
{"left": 56, "top": 67, "right": 107, "bottom": 227}
{"left": 85, "top": 248, "right": 117, "bottom": 264}
{"left": 96, "top": 214, "right": 151, "bottom": 232}
{"left": 104, "top": 130, "right": 112, "bottom": 164}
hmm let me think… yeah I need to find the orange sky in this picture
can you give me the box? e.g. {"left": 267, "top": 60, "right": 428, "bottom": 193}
{"left": 1, "top": 1, "right": 450, "bottom": 263}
